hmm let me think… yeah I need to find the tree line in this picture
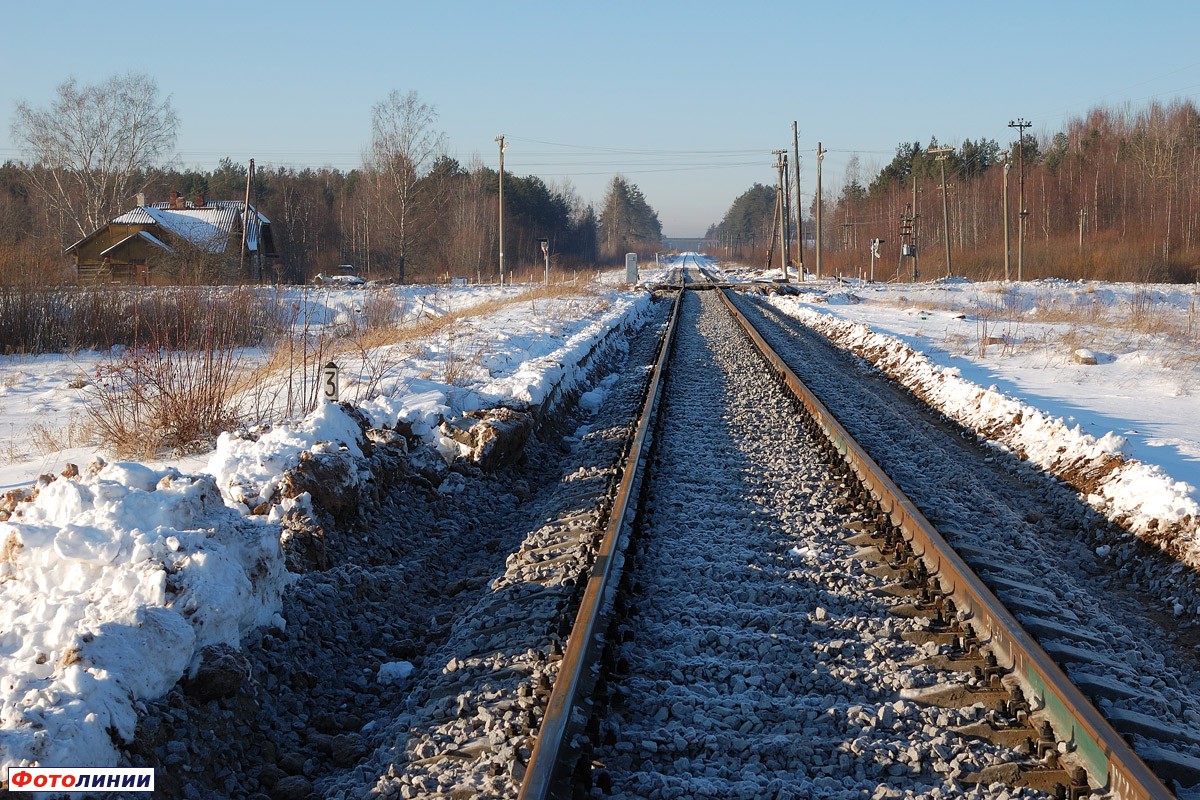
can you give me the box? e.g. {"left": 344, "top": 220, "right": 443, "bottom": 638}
{"left": 710, "top": 99, "right": 1200, "bottom": 283}
{"left": 0, "top": 77, "right": 663, "bottom": 286}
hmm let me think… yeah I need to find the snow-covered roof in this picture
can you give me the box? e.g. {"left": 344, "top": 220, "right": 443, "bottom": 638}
{"left": 111, "top": 202, "right": 267, "bottom": 254}
{"left": 140, "top": 199, "right": 269, "bottom": 224}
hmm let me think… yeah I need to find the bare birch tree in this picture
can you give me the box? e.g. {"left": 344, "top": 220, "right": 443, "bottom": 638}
{"left": 11, "top": 73, "right": 179, "bottom": 241}
{"left": 368, "top": 90, "right": 445, "bottom": 282}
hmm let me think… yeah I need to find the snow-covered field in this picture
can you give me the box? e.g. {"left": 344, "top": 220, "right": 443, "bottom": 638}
{"left": 2, "top": 259, "right": 1199, "bottom": 778}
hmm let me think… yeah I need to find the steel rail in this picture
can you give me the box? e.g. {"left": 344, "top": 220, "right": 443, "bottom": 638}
{"left": 518, "top": 288, "right": 683, "bottom": 800}
{"left": 716, "top": 288, "right": 1174, "bottom": 800}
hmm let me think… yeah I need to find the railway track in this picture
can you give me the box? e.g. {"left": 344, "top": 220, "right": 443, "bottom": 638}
{"left": 730, "top": 292, "right": 1200, "bottom": 789}
{"left": 518, "top": 259, "right": 1181, "bottom": 800}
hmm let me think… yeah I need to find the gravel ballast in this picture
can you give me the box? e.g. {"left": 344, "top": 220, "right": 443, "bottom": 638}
{"left": 588, "top": 291, "right": 1041, "bottom": 800}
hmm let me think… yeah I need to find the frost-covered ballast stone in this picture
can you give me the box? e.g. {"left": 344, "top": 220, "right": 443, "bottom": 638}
{"left": 590, "top": 291, "right": 1030, "bottom": 799}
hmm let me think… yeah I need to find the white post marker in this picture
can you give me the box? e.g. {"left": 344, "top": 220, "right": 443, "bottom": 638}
{"left": 321, "top": 361, "right": 340, "bottom": 402}
{"left": 540, "top": 238, "right": 550, "bottom": 285}
{"left": 625, "top": 252, "right": 638, "bottom": 284}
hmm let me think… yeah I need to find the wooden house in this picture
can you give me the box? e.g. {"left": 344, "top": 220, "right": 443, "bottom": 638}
{"left": 65, "top": 191, "right": 278, "bottom": 284}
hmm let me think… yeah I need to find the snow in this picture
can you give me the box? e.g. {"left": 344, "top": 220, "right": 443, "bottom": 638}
{"left": 206, "top": 399, "right": 368, "bottom": 517}
{"left": 376, "top": 660, "right": 414, "bottom": 685}
{"left": 0, "top": 280, "right": 652, "bottom": 773}
{"left": 578, "top": 372, "right": 621, "bottom": 415}
{"left": 313, "top": 273, "right": 366, "bottom": 286}
{"left": 0, "top": 461, "right": 285, "bottom": 770}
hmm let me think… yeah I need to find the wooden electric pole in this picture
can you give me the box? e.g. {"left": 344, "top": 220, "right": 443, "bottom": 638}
{"left": 815, "top": 142, "right": 826, "bottom": 279}
{"left": 912, "top": 176, "right": 920, "bottom": 281}
{"left": 792, "top": 121, "right": 803, "bottom": 278}
{"left": 239, "top": 158, "right": 255, "bottom": 282}
{"left": 929, "top": 146, "right": 954, "bottom": 278}
{"left": 496, "top": 134, "right": 507, "bottom": 285}
{"left": 1002, "top": 157, "right": 1011, "bottom": 281}
{"left": 1009, "top": 118, "right": 1031, "bottom": 280}
{"left": 773, "top": 150, "right": 787, "bottom": 278}
{"left": 782, "top": 152, "right": 793, "bottom": 281}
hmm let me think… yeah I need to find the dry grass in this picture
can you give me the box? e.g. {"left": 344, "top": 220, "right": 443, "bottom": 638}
{"left": 86, "top": 300, "right": 249, "bottom": 458}
{"left": 0, "top": 285, "right": 278, "bottom": 355}
{"left": 241, "top": 283, "right": 598, "bottom": 425}
{"left": 82, "top": 281, "right": 601, "bottom": 456}
{"left": 28, "top": 417, "right": 92, "bottom": 455}
{"left": 247, "top": 284, "right": 597, "bottom": 404}
{"left": 893, "top": 287, "right": 1200, "bottom": 369}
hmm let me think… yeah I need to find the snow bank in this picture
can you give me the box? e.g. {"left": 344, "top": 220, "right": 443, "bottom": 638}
{"left": 765, "top": 296, "right": 1200, "bottom": 564}
{"left": 0, "top": 462, "right": 286, "bottom": 772}
{"left": 206, "top": 400, "right": 371, "bottom": 518}
{"left": 357, "top": 291, "right": 653, "bottom": 458}
{"left": 473, "top": 292, "right": 652, "bottom": 408}
{"left": 210, "top": 291, "right": 654, "bottom": 508}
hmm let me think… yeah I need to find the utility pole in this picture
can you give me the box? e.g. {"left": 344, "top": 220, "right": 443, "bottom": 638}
{"left": 815, "top": 142, "right": 826, "bottom": 279}
{"left": 783, "top": 153, "right": 793, "bottom": 281}
{"left": 899, "top": 203, "right": 914, "bottom": 280}
{"left": 912, "top": 176, "right": 920, "bottom": 281}
{"left": 929, "top": 146, "right": 954, "bottom": 278}
{"left": 1008, "top": 118, "right": 1031, "bottom": 281}
{"left": 774, "top": 150, "right": 788, "bottom": 280}
{"left": 1002, "top": 157, "right": 1011, "bottom": 281}
{"left": 765, "top": 190, "right": 781, "bottom": 271}
{"left": 840, "top": 220, "right": 854, "bottom": 279}
{"left": 496, "top": 134, "right": 507, "bottom": 285}
{"left": 239, "top": 158, "right": 255, "bottom": 282}
{"left": 792, "top": 121, "right": 803, "bottom": 278}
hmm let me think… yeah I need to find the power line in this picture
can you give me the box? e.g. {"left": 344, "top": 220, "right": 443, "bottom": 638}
{"left": 504, "top": 135, "right": 769, "bottom": 156}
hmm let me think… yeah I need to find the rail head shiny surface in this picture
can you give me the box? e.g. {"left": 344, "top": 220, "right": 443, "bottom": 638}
{"left": 715, "top": 288, "right": 1174, "bottom": 800}
{"left": 518, "top": 289, "right": 682, "bottom": 800}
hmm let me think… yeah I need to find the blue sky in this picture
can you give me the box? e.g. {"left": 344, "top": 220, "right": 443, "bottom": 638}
{"left": 2, "top": 0, "right": 1199, "bottom": 236}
